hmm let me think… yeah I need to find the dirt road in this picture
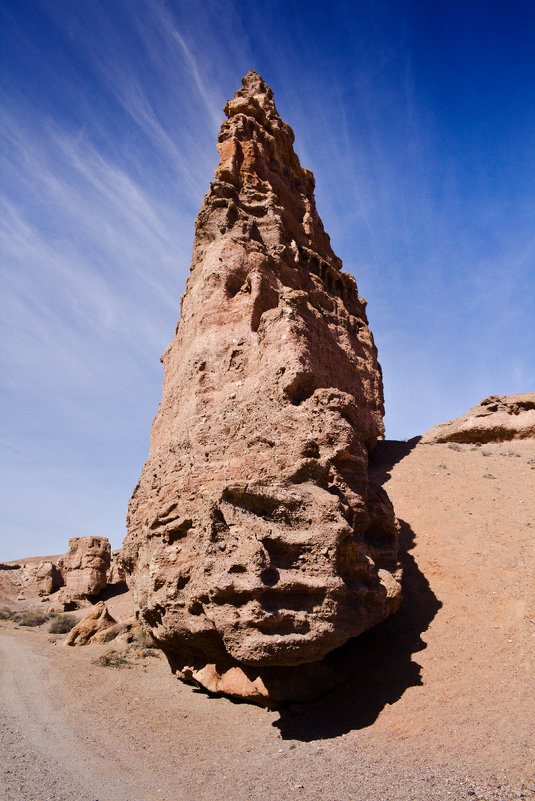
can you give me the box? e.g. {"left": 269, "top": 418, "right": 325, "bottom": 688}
{"left": 0, "top": 632, "right": 149, "bottom": 801}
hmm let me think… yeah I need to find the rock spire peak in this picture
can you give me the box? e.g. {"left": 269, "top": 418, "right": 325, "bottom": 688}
{"left": 123, "top": 74, "right": 400, "bottom": 706}
{"left": 193, "top": 70, "right": 343, "bottom": 272}
{"left": 240, "top": 69, "right": 272, "bottom": 96}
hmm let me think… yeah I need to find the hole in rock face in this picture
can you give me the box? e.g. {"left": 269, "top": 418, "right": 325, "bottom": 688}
{"left": 260, "top": 567, "right": 280, "bottom": 587}
{"left": 262, "top": 538, "right": 302, "bottom": 570}
{"left": 254, "top": 615, "right": 311, "bottom": 636}
{"left": 249, "top": 220, "right": 264, "bottom": 244}
{"left": 226, "top": 203, "right": 238, "bottom": 229}
{"left": 221, "top": 486, "right": 280, "bottom": 519}
{"left": 228, "top": 564, "right": 247, "bottom": 574}
{"left": 301, "top": 439, "right": 320, "bottom": 458}
{"left": 143, "top": 607, "right": 163, "bottom": 627}
{"left": 308, "top": 255, "right": 320, "bottom": 276}
{"left": 188, "top": 600, "right": 203, "bottom": 616}
{"left": 210, "top": 507, "right": 230, "bottom": 541}
{"left": 225, "top": 273, "right": 246, "bottom": 297}
{"left": 284, "top": 372, "right": 318, "bottom": 406}
{"left": 166, "top": 520, "right": 193, "bottom": 545}
{"left": 176, "top": 574, "right": 190, "bottom": 590}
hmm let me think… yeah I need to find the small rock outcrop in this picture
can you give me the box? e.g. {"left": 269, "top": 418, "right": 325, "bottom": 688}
{"left": 421, "top": 393, "right": 535, "bottom": 444}
{"left": 60, "top": 537, "right": 111, "bottom": 603}
{"left": 64, "top": 601, "right": 116, "bottom": 646}
{"left": 35, "top": 561, "right": 64, "bottom": 597}
{"left": 65, "top": 602, "right": 140, "bottom": 646}
{"left": 123, "top": 71, "right": 401, "bottom": 705}
{"left": 91, "top": 615, "right": 140, "bottom": 645}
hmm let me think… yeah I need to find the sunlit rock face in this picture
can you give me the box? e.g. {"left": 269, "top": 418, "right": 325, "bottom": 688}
{"left": 123, "top": 71, "right": 401, "bottom": 705}
{"left": 35, "top": 560, "right": 64, "bottom": 597}
{"left": 62, "top": 537, "right": 111, "bottom": 597}
{"left": 421, "top": 393, "right": 535, "bottom": 443}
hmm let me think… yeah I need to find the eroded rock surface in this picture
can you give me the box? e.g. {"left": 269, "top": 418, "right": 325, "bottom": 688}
{"left": 123, "top": 71, "right": 401, "bottom": 704}
{"left": 64, "top": 601, "right": 116, "bottom": 646}
{"left": 61, "top": 537, "right": 111, "bottom": 601}
{"left": 421, "top": 393, "right": 535, "bottom": 444}
{"left": 64, "top": 602, "right": 140, "bottom": 647}
{"left": 35, "top": 561, "right": 64, "bottom": 597}
{"left": 107, "top": 550, "right": 126, "bottom": 585}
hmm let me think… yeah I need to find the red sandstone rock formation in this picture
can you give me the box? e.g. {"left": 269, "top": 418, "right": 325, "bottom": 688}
{"left": 421, "top": 393, "right": 535, "bottom": 444}
{"left": 107, "top": 550, "right": 126, "bottom": 585}
{"left": 64, "top": 602, "right": 140, "bottom": 647}
{"left": 123, "top": 71, "right": 401, "bottom": 705}
{"left": 35, "top": 560, "right": 64, "bottom": 597}
{"left": 60, "top": 537, "right": 111, "bottom": 601}
{"left": 64, "top": 601, "right": 116, "bottom": 646}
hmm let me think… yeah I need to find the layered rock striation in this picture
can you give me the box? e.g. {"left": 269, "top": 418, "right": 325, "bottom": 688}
{"left": 123, "top": 71, "right": 401, "bottom": 704}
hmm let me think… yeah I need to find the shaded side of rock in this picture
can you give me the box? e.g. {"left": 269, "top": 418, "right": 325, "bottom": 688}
{"left": 123, "top": 71, "right": 401, "bottom": 705}
{"left": 421, "top": 393, "right": 535, "bottom": 444}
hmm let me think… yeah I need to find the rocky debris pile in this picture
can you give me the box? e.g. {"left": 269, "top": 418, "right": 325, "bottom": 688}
{"left": 64, "top": 601, "right": 139, "bottom": 646}
{"left": 123, "top": 71, "right": 402, "bottom": 705}
{"left": 421, "top": 393, "right": 535, "bottom": 444}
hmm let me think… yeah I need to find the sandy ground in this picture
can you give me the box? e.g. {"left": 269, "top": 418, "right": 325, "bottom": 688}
{"left": 1, "top": 439, "right": 534, "bottom": 801}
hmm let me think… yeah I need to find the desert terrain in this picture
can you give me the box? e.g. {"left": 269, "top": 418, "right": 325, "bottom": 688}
{"left": 1, "top": 437, "right": 534, "bottom": 801}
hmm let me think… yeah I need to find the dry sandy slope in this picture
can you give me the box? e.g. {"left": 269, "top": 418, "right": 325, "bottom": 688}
{"left": 0, "top": 439, "right": 534, "bottom": 801}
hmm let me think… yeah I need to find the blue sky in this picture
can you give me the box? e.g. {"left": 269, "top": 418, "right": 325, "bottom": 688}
{"left": 1, "top": 0, "right": 534, "bottom": 559}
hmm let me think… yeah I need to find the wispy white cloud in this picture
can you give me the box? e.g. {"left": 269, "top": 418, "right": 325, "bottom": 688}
{"left": 146, "top": 0, "right": 224, "bottom": 129}
{"left": 0, "top": 105, "right": 195, "bottom": 557}
{"left": 0, "top": 0, "right": 240, "bottom": 558}
{"left": 0, "top": 111, "right": 188, "bottom": 344}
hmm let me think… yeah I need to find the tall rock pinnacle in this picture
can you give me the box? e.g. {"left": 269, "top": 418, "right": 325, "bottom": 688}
{"left": 195, "top": 70, "right": 341, "bottom": 272}
{"left": 123, "top": 71, "right": 401, "bottom": 705}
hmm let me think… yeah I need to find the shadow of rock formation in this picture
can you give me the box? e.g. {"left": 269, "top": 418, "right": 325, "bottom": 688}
{"left": 273, "top": 438, "right": 440, "bottom": 740}
{"left": 93, "top": 581, "right": 129, "bottom": 603}
{"left": 368, "top": 437, "right": 422, "bottom": 486}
